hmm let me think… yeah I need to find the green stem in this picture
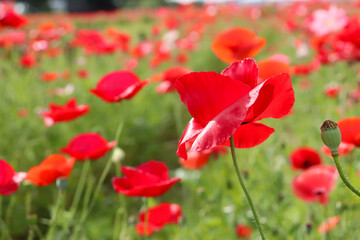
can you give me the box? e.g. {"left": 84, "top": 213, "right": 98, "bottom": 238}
{"left": 112, "top": 161, "right": 127, "bottom": 240}
{"left": 70, "top": 160, "right": 91, "bottom": 214}
{"left": 46, "top": 191, "right": 64, "bottom": 240}
{"left": 145, "top": 198, "right": 151, "bottom": 237}
{"left": 332, "top": 154, "right": 360, "bottom": 198}
{"left": 229, "top": 136, "right": 266, "bottom": 240}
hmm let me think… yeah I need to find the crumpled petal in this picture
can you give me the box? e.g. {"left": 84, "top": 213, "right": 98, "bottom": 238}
{"left": 221, "top": 58, "right": 258, "bottom": 88}
{"left": 244, "top": 73, "right": 294, "bottom": 122}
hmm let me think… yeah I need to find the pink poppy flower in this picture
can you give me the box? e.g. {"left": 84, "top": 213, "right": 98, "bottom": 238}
{"left": 292, "top": 165, "right": 338, "bottom": 205}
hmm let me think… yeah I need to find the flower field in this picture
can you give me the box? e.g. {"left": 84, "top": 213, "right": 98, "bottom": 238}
{"left": 1, "top": 1, "right": 360, "bottom": 239}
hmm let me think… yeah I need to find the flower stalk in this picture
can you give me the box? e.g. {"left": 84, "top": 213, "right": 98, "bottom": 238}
{"left": 230, "top": 136, "right": 266, "bottom": 240}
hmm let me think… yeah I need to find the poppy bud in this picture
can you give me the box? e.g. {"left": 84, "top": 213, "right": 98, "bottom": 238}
{"left": 56, "top": 178, "right": 68, "bottom": 192}
{"left": 320, "top": 120, "right": 341, "bottom": 157}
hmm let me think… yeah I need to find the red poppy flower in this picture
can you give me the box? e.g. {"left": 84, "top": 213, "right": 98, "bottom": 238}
{"left": 236, "top": 224, "right": 252, "bottom": 239}
{"left": 41, "top": 72, "right": 58, "bottom": 82}
{"left": 321, "top": 142, "right": 355, "bottom": 158}
{"left": 90, "top": 71, "right": 148, "bottom": 102}
{"left": 0, "top": 160, "right": 26, "bottom": 196}
{"left": 20, "top": 54, "right": 36, "bottom": 68}
{"left": 292, "top": 165, "right": 338, "bottom": 205}
{"left": 337, "top": 117, "right": 360, "bottom": 146}
{"left": 325, "top": 83, "right": 342, "bottom": 98}
{"left": 0, "top": 31, "right": 26, "bottom": 48}
{"left": 211, "top": 27, "right": 266, "bottom": 64}
{"left": 290, "top": 147, "right": 322, "bottom": 170}
{"left": 318, "top": 216, "right": 340, "bottom": 234}
{"left": 156, "top": 66, "right": 191, "bottom": 94}
{"left": 179, "top": 150, "right": 210, "bottom": 170}
{"left": 0, "top": 2, "right": 28, "bottom": 28}
{"left": 41, "top": 98, "right": 90, "bottom": 126}
{"left": 61, "top": 133, "right": 116, "bottom": 161}
{"left": 175, "top": 58, "right": 294, "bottom": 159}
{"left": 77, "top": 69, "right": 89, "bottom": 79}
{"left": 136, "top": 202, "right": 182, "bottom": 236}
{"left": 257, "top": 59, "right": 290, "bottom": 84}
{"left": 26, "top": 154, "right": 75, "bottom": 187}
{"left": 112, "top": 160, "right": 181, "bottom": 197}
{"left": 179, "top": 144, "right": 227, "bottom": 170}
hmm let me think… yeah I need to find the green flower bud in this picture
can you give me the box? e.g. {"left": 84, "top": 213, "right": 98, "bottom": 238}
{"left": 56, "top": 178, "right": 68, "bottom": 192}
{"left": 320, "top": 120, "right": 341, "bottom": 157}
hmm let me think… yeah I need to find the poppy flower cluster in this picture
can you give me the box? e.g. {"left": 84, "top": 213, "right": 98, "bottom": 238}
{"left": 175, "top": 58, "right": 294, "bottom": 159}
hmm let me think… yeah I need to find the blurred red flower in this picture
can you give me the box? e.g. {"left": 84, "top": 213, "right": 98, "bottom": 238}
{"left": 321, "top": 142, "right": 355, "bottom": 158}
{"left": 292, "top": 165, "right": 338, "bottom": 205}
{"left": 211, "top": 27, "right": 266, "bottom": 64}
{"left": 257, "top": 58, "right": 290, "bottom": 83}
{"left": 290, "top": 147, "right": 322, "bottom": 170}
{"left": 179, "top": 145, "right": 227, "bottom": 170}
{"left": 41, "top": 72, "right": 58, "bottom": 82}
{"left": 318, "top": 216, "right": 341, "bottom": 234}
{"left": 61, "top": 133, "right": 116, "bottom": 161}
{"left": 156, "top": 66, "right": 191, "bottom": 94}
{"left": 26, "top": 154, "right": 75, "bottom": 187}
{"left": 0, "top": 2, "right": 28, "bottom": 28}
{"left": 236, "top": 224, "right": 252, "bottom": 239}
{"left": 90, "top": 71, "right": 148, "bottom": 102}
{"left": 136, "top": 202, "right": 182, "bottom": 236}
{"left": 325, "top": 83, "right": 342, "bottom": 98}
{"left": 175, "top": 58, "right": 294, "bottom": 159}
{"left": 337, "top": 117, "right": 360, "bottom": 147}
{"left": 77, "top": 69, "right": 89, "bottom": 79}
{"left": 0, "top": 31, "right": 26, "bottom": 48}
{"left": 20, "top": 54, "right": 36, "bottom": 68}
{"left": 41, "top": 98, "right": 90, "bottom": 126}
{"left": 0, "top": 160, "right": 26, "bottom": 196}
{"left": 112, "top": 160, "right": 180, "bottom": 197}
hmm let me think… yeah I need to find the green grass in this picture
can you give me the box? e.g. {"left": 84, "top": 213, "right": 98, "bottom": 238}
{"left": 1, "top": 4, "right": 360, "bottom": 240}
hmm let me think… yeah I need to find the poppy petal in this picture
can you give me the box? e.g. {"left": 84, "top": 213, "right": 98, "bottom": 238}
{"left": 190, "top": 92, "right": 253, "bottom": 152}
{"left": 221, "top": 58, "right": 258, "bottom": 88}
{"left": 0, "top": 160, "right": 15, "bottom": 186}
{"left": 244, "top": 73, "right": 294, "bottom": 122}
{"left": 175, "top": 71, "right": 251, "bottom": 126}
{"left": 257, "top": 59, "right": 290, "bottom": 84}
{"left": 223, "top": 122, "right": 275, "bottom": 148}
{"left": 337, "top": 117, "right": 360, "bottom": 146}
{"left": 177, "top": 118, "right": 204, "bottom": 160}
{"left": 137, "top": 160, "right": 169, "bottom": 180}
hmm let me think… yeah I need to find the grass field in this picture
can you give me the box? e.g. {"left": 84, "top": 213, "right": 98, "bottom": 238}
{"left": 1, "top": 2, "right": 360, "bottom": 240}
